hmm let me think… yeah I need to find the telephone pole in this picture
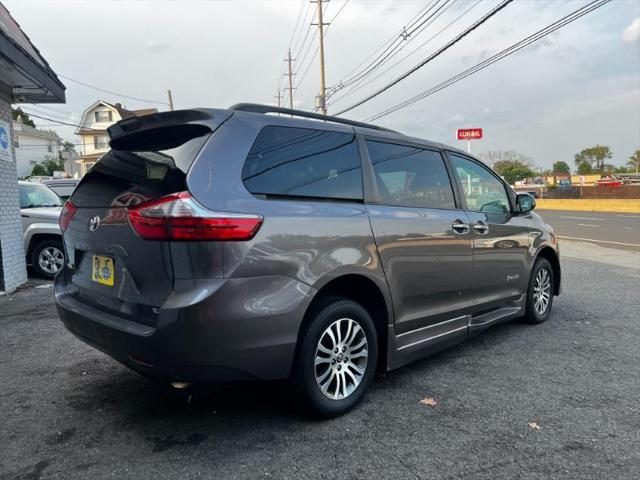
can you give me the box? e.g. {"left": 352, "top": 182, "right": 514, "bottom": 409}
{"left": 167, "top": 89, "right": 174, "bottom": 111}
{"left": 275, "top": 90, "right": 284, "bottom": 108}
{"left": 315, "top": 0, "right": 327, "bottom": 115}
{"left": 285, "top": 49, "right": 295, "bottom": 109}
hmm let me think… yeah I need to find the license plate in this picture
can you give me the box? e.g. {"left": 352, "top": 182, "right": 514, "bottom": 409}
{"left": 92, "top": 255, "right": 115, "bottom": 287}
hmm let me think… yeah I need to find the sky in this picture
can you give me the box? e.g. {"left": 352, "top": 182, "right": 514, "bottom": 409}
{"left": 5, "top": 0, "right": 640, "bottom": 170}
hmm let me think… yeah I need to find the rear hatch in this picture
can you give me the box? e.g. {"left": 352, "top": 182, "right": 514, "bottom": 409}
{"left": 60, "top": 110, "right": 230, "bottom": 324}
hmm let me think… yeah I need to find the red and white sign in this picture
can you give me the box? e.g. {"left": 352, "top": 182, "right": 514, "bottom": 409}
{"left": 457, "top": 128, "right": 483, "bottom": 140}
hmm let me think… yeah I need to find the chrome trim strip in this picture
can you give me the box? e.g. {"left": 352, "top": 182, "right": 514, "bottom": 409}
{"left": 396, "top": 315, "right": 467, "bottom": 338}
{"left": 397, "top": 325, "right": 467, "bottom": 351}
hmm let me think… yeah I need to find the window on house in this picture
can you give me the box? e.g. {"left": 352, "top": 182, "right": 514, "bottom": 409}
{"left": 94, "top": 136, "right": 109, "bottom": 149}
{"left": 94, "top": 111, "right": 113, "bottom": 122}
{"left": 47, "top": 143, "right": 52, "bottom": 153}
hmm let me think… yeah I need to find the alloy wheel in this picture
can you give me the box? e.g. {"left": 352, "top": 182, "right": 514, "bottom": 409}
{"left": 533, "top": 267, "right": 551, "bottom": 315}
{"left": 314, "top": 318, "right": 368, "bottom": 400}
{"left": 38, "top": 246, "right": 64, "bottom": 275}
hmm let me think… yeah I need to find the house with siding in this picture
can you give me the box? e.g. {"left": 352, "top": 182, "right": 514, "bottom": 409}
{"left": 75, "top": 100, "right": 157, "bottom": 176}
{"left": 13, "top": 120, "right": 61, "bottom": 178}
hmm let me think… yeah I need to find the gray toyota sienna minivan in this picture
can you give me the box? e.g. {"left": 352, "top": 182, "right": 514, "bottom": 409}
{"left": 55, "top": 104, "right": 560, "bottom": 417}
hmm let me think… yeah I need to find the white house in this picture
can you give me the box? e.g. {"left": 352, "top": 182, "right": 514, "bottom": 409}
{"left": 75, "top": 100, "right": 157, "bottom": 176}
{"left": 13, "top": 120, "right": 61, "bottom": 178}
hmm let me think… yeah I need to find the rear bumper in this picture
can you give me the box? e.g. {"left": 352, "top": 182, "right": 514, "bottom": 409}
{"left": 55, "top": 271, "right": 315, "bottom": 384}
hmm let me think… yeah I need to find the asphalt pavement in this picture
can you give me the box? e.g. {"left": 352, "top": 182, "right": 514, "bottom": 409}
{"left": 1, "top": 243, "right": 639, "bottom": 480}
{"left": 537, "top": 210, "right": 640, "bottom": 252}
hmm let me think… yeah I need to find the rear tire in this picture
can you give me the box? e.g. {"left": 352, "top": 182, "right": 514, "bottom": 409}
{"left": 524, "top": 258, "right": 554, "bottom": 324}
{"left": 292, "top": 298, "right": 378, "bottom": 418}
{"left": 31, "top": 239, "right": 64, "bottom": 280}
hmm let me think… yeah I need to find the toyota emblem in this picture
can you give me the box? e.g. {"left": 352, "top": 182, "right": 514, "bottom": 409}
{"left": 88, "top": 216, "right": 101, "bottom": 232}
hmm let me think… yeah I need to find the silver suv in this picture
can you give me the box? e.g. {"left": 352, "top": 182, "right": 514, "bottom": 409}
{"left": 55, "top": 105, "right": 560, "bottom": 417}
{"left": 19, "top": 181, "right": 64, "bottom": 279}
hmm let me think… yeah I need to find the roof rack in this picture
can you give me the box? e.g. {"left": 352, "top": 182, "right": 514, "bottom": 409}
{"left": 229, "top": 103, "right": 397, "bottom": 133}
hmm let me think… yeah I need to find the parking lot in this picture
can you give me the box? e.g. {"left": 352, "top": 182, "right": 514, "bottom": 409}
{"left": 1, "top": 240, "right": 639, "bottom": 480}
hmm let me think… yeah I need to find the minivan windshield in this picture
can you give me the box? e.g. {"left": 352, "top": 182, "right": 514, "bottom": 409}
{"left": 19, "top": 183, "right": 63, "bottom": 208}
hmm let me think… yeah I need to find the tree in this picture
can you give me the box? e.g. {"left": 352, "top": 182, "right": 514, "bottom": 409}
{"left": 574, "top": 145, "right": 612, "bottom": 172}
{"left": 576, "top": 161, "right": 593, "bottom": 175}
{"left": 480, "top": 150, "right": 535, "bottom": 185}
{"left": 30, "top": 164, "right": 48, "bottom": 176}
{"left": 479, "top": 150, "right": 529, "bottom": 166}
{"left": 613, "top": 165, "right": 630, "bottom": 174}
{"left": 628, "top": 149, "right": 640, "bottom": 174}
{"left": 552, "top": 161, "right": 570, "bottom": 174}
{"left": 30, "top": 155, "right": 64, "bottom": 176}
{"left": 60, "top": 140, "right": 76, "bottom": 154}
{"left": 493, "top": 161, "right": 536, "bottom": 185}
{"left": 11, "top": 107, "right": 36, "bottom": 128}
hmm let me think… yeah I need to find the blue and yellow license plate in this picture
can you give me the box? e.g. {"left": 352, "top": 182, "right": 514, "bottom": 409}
{"left": 92, "top": 255, "right": 114, "bottom": 287}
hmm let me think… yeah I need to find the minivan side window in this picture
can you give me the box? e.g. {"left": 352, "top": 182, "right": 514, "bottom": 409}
{"left": 449, "top": 154, "right": 510, "bottom": 214}
{"left": 366, "top": 140, "right": 455, "bottom": 209}
{"left": 242, "top": 126, "right": 363, "bottom": 200}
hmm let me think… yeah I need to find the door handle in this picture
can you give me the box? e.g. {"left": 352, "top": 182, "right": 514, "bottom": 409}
{"left": 473, "top": 221, "right": 489, "bottom": 235}
{"left": 452, "top": 220, "right": 470, "bottom": 235}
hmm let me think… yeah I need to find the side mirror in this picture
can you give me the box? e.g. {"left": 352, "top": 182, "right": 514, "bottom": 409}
{"left": 516, "top": 193, "right": 536, "bottom": 214}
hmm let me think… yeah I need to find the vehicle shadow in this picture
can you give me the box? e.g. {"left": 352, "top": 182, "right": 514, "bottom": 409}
{"left": 67, "top": 316, "right": 530, "bottom": 436}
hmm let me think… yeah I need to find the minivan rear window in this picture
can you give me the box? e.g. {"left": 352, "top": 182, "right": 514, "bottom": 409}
{"left": 242, "top": 126, "right": 363, "bottom": 201}
{"left": 71, "top": 127, "right": 211, "bottom": 208}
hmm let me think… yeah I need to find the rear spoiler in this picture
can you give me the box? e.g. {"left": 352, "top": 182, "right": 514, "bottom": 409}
{"left": 107, "top": 109, "right": 221, "bottom": 142}
{"left": 107, "top": 109, "right": 232, "bottom": 151}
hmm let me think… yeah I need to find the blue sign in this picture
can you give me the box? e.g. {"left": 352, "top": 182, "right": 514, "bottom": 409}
{"left": 0, "top": 126, "right": 8, "bottom": 150}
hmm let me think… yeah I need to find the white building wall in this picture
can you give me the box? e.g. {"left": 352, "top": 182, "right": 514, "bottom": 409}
{"left": 0, "top": 84, "right": 28, "bottom": 292}
{"left": 13, "top": 125, "right": 60, "bottom": 178}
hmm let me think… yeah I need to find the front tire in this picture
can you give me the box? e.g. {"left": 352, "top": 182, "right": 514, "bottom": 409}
{"left": 292, "top": 298, "right": 378, "bottom": 418}
{"left": 524, "top": 258, "right": 554, "bottom": 324}
{"left": 31, "top": 239, "right": 64, "bottom": 279}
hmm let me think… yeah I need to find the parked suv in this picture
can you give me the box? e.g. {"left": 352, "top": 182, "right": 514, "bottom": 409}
{"left": 55, "top": 105, "right": 560, "bottom": 417}
{"left": 44, "top": 178, "right": 81, "bottom": 202}
{"left": 19, "top": 180, "right": 64, "bottom": 279}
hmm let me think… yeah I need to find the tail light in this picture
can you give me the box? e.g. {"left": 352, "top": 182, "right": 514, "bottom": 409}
{"left": 127, "top": 192, "right": 263, "bottom": 241}
{"left": 59, "top": 200, "right": 77, "bottom": 232}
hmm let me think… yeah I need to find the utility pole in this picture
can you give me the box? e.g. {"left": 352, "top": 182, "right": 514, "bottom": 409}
{"left": 275, "top": 90, "right": 284, "bottom": 108}
{"left": 313, "top": 0, "right": 328, "bottom": 115}
{"left": 167, "top": 89, "right": 174, "bottom": 111}
{"left": 285, "top": 49, "right": 295, "bottom": 109}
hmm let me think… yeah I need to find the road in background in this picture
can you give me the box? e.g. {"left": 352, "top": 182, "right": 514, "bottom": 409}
{"left": 538, "top": 210, "right": 640, "bottom": 252}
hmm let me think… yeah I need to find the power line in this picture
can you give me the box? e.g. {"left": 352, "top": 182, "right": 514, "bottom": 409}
{"left": 294, "top": 0, "right": 350, "bottom": 91}
{"left": 22, "top": 106, "right": 75, "bottom": 123}
{"left": 288, "top": 0, "right": 309, "bottom": 53}
{"left": 366, "top": 0, "right": 613, "bottom": 122}
{"left": 295, "top": 28, "right": 319, "bottom": 82}
{"left": 276, "top": 0, "right": 310, "bottom": 95}
{"left": 58, "top": 74, "right": 169, "bottom": 105}
{"left": 291, "top": 2, "right": 315, "bottom": 59}
{"left": 27, "top": 103, "right": 76, "bottom": 115}
{"left": 335, "top": 0, "right": 456, "bottom": 90}
{"left": 18, "top": 111, "right": 85, "bottom": 129}
{"left": 329, "top": 0, "right": 482, "bottom": 106}
{"left": 330, "top": 0, "right": 350, "bottom": 22}
{"left": 334, "top": 0, "right": 514, "bottom": 116}
{"left": 332, "top": 1, "right": 438, "bottom": 89}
